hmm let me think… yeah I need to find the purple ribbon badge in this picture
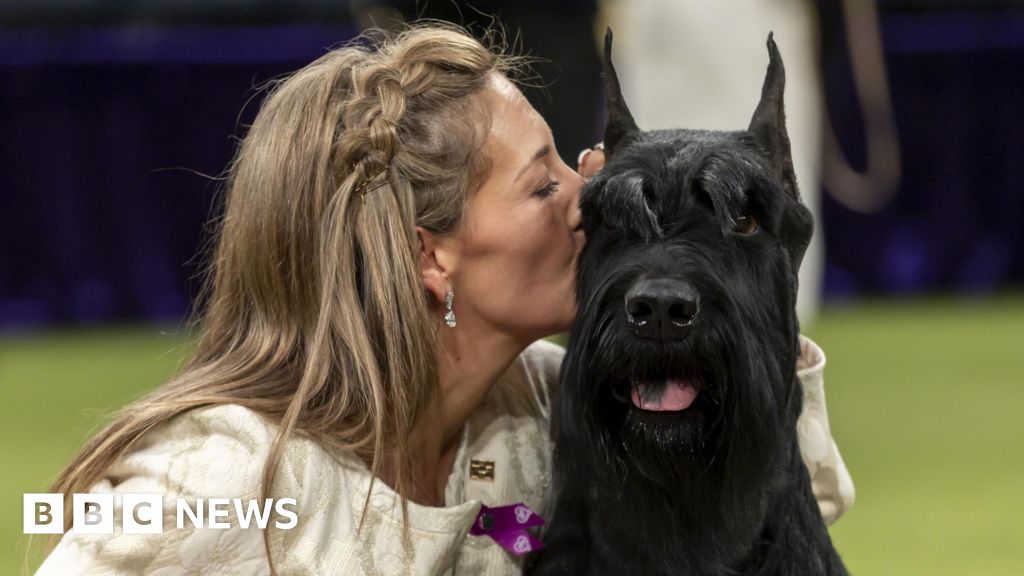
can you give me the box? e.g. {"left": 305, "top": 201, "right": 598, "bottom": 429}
{"left": 469, "top": 502, "right": 545, "bottom": 556}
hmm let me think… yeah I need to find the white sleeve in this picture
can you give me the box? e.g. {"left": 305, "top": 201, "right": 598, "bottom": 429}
{"left": 796, "top": 336, "right": 856, "bottom": 526}
{"left": 517, "top": 338, "right": 566, "bottom": 430}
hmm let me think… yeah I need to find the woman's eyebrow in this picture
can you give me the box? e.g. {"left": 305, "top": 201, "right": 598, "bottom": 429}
{"left": 514, "top": 144, "right": 551, "bottom": 183}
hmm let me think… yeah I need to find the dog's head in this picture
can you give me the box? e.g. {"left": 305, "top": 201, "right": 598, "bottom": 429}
{"left": 561, "top": 30, "right": 813, "bottom": 496}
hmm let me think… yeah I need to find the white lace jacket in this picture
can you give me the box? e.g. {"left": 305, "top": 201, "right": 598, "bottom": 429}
{"left": 35, "top": 337, "right": 853, "bottom": 576}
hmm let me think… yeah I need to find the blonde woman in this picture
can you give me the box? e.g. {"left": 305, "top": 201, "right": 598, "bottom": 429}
{"left": 32, "top": 24, "right": 852, "bottom": 576}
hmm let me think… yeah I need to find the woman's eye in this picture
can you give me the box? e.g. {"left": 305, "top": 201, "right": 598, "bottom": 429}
{"left": 532, "top": 181, "right": 559, "bottom": 199}
{"left": 733, "top": 214, "right": 759, "bottom": 235}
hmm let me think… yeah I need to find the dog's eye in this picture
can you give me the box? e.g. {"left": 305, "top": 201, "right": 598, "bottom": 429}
{"left": 733, "top": 215, "right": 759, "bottom": 235}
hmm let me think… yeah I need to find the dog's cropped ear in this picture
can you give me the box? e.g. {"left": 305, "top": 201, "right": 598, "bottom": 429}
{"left": 749, "top": 33, "right": 813, "bottom": 273}
{"left": 748, "top": 33, "right": 796, "bottom": 192}
{"left": 603, "top": 28, "right": 640, "bottom": 157}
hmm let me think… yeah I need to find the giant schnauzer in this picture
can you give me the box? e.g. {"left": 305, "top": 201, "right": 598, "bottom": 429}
{"left": 524, "top": 31, "right": 847, "bottom": 575}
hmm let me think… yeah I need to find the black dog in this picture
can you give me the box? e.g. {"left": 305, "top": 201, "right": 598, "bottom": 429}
{"left": 523, "top": 31, "right": 846, "bottom": 575}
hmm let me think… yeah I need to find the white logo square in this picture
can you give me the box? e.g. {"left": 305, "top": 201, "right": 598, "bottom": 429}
{"left": 23, "top": 494, "right": 64, "bottom": 534}
{"left": 122, "top": 494, "right": 164, "bottom": 534}
{"left": 72, "top": 493, "right": 114, "bottom": 534}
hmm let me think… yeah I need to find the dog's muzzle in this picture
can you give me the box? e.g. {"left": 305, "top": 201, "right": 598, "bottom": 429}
{"left": 624, "top": 278, "right": 700, "bottom": 340}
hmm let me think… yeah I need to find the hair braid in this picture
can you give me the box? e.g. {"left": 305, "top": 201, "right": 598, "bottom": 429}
{"left": 337, "top": 62, "right": 405, "bottom": 182}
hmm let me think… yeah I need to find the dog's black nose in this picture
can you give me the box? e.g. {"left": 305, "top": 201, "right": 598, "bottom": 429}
{"left": 624, "top": 278, "right": 700, "bottom": 340}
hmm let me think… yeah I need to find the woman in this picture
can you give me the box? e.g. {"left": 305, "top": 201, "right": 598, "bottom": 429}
{"left": 34, "top": 24, "right": 852, "bottom": 575}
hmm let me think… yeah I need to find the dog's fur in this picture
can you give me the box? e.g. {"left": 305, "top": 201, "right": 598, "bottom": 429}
{"left": 523, "top": 31, "right": 847, "bottom": 575}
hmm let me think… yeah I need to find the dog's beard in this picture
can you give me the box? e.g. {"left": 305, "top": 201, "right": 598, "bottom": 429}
{"left": 583, "top": 318, "right": 730, "bottom": 490}
{"left": 620, "top": 407, "right": 708, "bottom": 483}
{"left": 614, "top": 352, "right": 725, "bottom": 493}
{"left": 589, "top": 334, "right": 790, "bottom": 542}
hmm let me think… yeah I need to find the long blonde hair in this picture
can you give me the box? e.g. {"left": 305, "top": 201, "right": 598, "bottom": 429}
{"left": 37, "top": 23, "right": 516, "bottom": 573}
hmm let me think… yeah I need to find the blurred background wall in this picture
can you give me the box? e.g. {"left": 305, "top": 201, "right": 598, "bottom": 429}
{"left": 0, "top": 0, "right": 605, "bottom": 329}
{"left": 2, "top": 0, "right": 1023, "bottom": 329}
{"left": 2, "top": 1, "right": 1023, "bottom": 575}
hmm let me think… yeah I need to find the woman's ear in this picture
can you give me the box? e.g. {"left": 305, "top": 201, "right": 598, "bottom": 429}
{"left": 416, "top": 226, "right": 454, "bottom": 306}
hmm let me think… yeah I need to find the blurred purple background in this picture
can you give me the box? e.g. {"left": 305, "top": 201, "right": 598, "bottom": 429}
{"left": 821, "top": 8, "right": 1024, "bottom": 298}
{"left": 2, "top": 1, "right": 1023, "bottom": 328}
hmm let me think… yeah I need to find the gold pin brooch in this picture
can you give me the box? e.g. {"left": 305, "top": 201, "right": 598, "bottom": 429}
{"left": 470, "top": 459, "right": 495, "bottom": 481}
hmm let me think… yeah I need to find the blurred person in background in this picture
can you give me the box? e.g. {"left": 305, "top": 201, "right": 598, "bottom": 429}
{"left": 30, "top": 21, "right": 852, "bottom": 576}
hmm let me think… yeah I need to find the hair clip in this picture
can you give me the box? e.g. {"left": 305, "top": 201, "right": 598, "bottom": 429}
{"left": 354, "top": 167, "right": 390, "bottom": 199}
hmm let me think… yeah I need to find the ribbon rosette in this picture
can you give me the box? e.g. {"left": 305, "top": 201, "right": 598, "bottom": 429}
{"left": 468, "top": 502, "right": 545, "bottom": 556}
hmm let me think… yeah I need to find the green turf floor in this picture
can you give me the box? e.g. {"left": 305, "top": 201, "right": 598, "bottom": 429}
{"left": 3, "top": 296, "right": 1023, "bottom": 574}
{"left": 802, "top": 296, "right": 1024, "bottom": 575}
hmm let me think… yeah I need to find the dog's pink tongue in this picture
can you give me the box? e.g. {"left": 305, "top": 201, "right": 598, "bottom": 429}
{"left": 631, "top": 378, "right": 698, "bottom": 411}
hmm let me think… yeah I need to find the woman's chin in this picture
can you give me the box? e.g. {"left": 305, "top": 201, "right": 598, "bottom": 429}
{"left": 543, "top": 309, "right": 575, "bottom": 339}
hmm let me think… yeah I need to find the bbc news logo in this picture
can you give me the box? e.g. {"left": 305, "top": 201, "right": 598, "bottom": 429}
{"left": 24, "top": 494, "right": 298, "bottom": 534}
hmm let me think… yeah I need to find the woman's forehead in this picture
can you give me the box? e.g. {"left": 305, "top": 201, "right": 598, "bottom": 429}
{"left": 487, "top": 72, "right": 523, "bottom": 102}
{"left": 483, "top": 75, "right": 550, "bottom": 173}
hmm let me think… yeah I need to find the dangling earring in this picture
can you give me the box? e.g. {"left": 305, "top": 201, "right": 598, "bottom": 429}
{"left": 444, "top": 290, "right": 456, "bottom": 328}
